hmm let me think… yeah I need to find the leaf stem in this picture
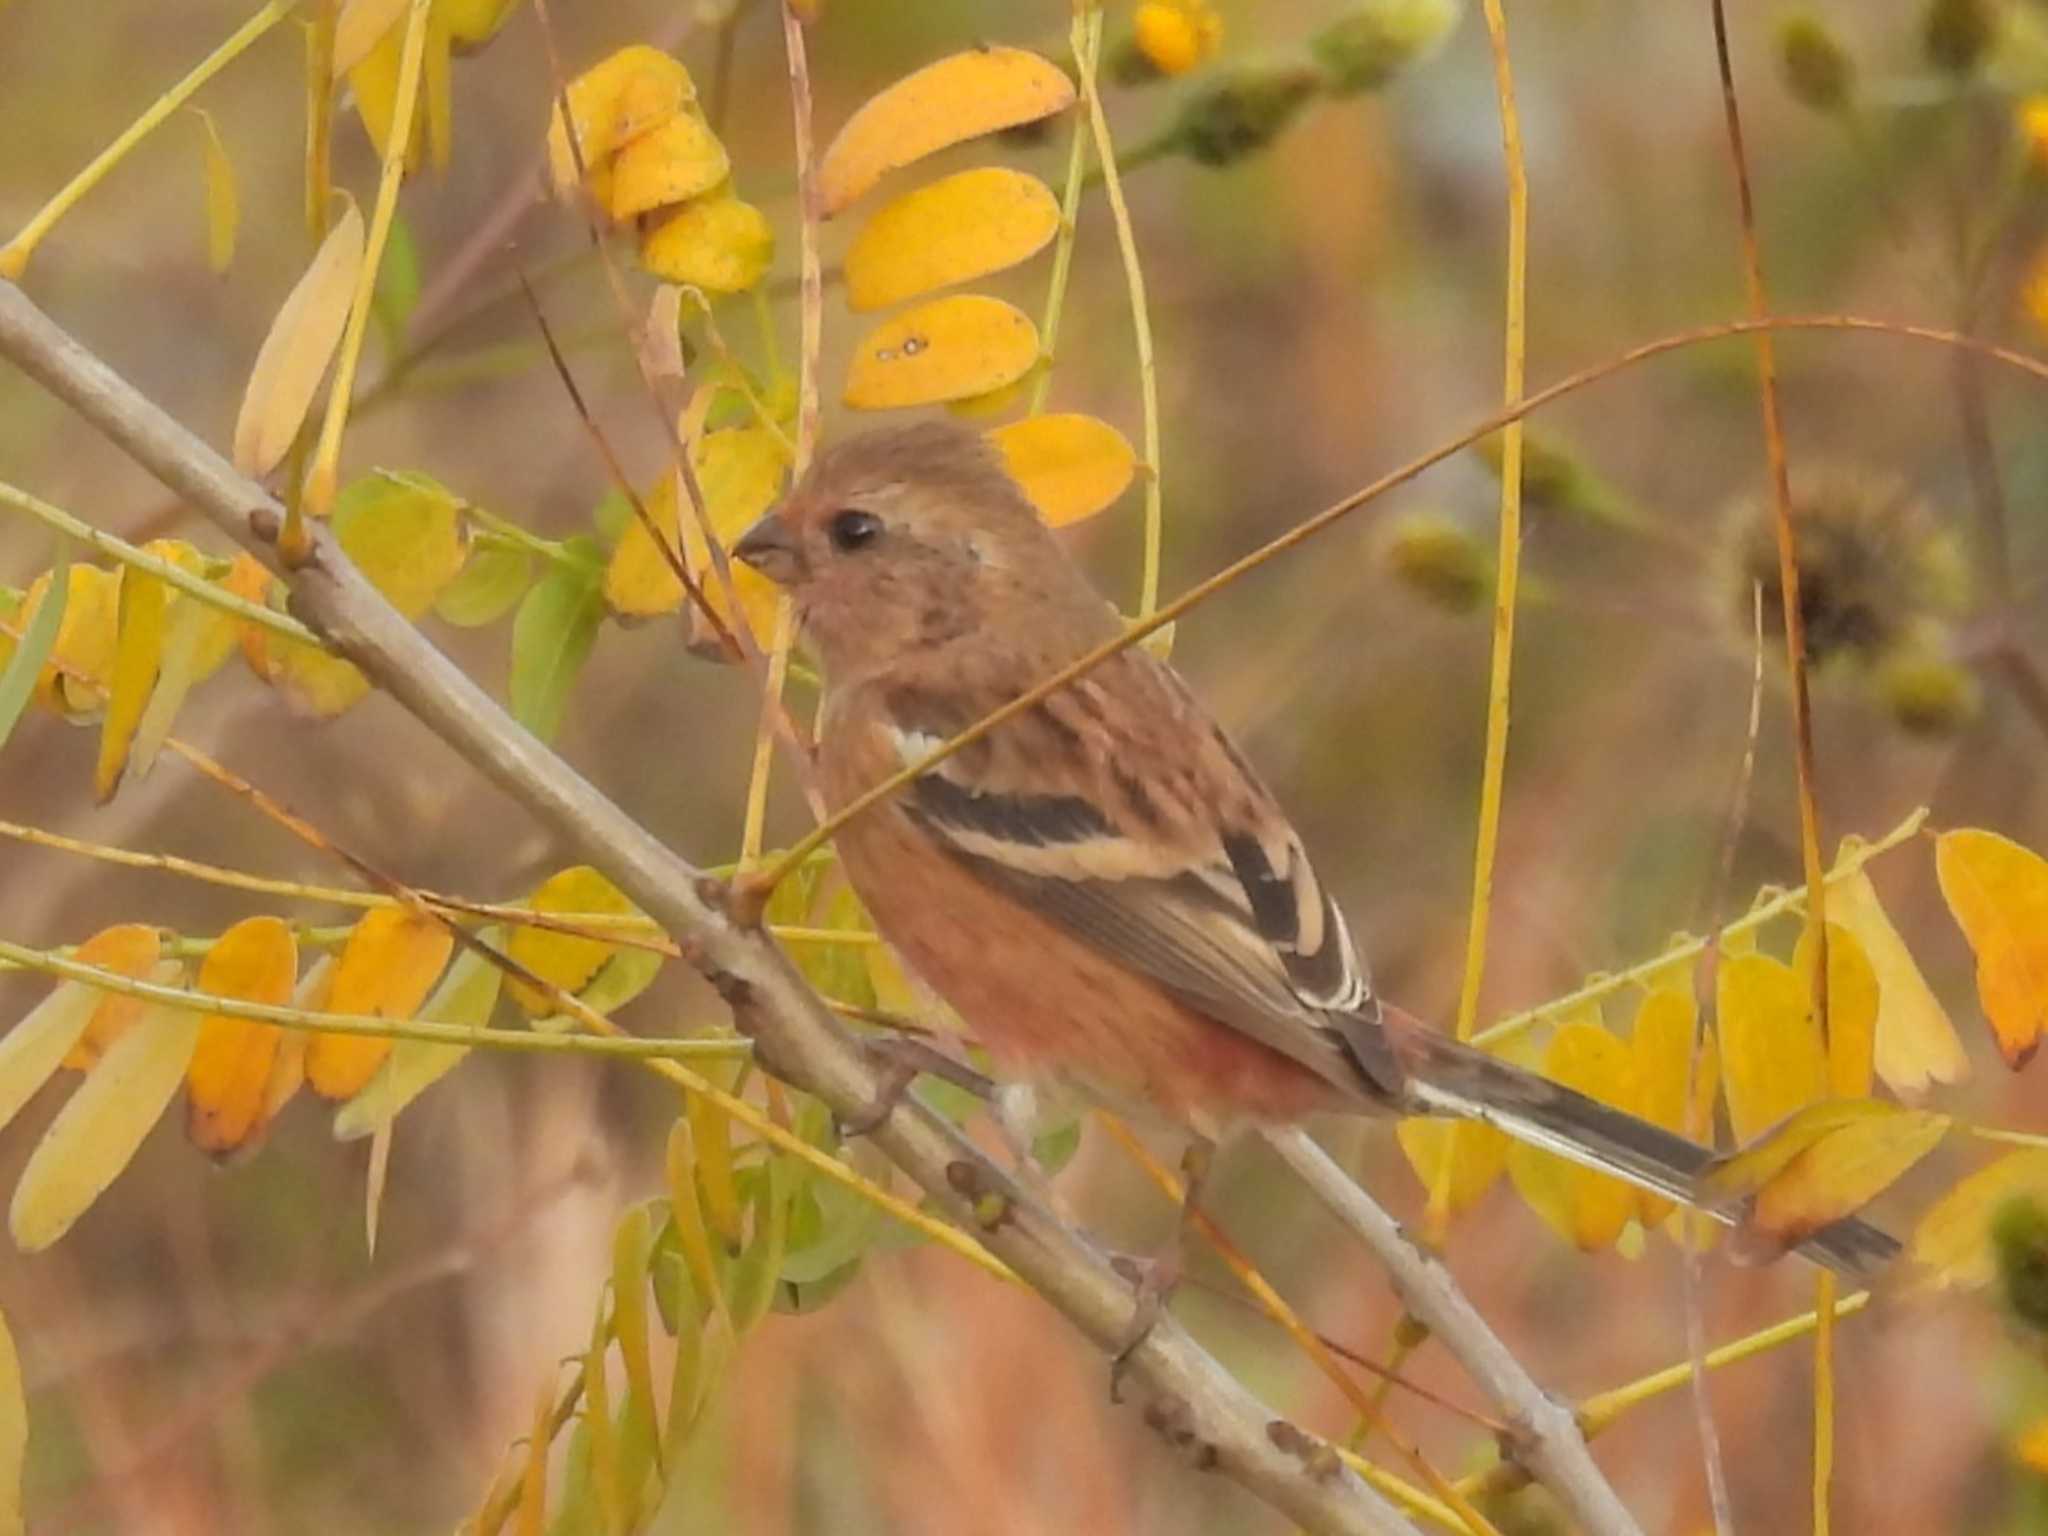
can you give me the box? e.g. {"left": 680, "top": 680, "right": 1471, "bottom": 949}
{"left": 1029, "top": 12, "right": 1099, "bottom": 417}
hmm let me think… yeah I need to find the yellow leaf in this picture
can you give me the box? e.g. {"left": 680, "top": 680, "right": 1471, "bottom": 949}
{"left": 347, "top": 23, "right": 425, "bottom": 171}
{"left": 639, "top": 187, "right": 774, "bottom": 293}
{"left": 307, "top": 907, "right": 453, "bottom": 1099}
{"left": 332, "top": 939, "right": 504, "bottom": 1139}
{"left": 1716, "top": 950, "right": 1827, "bottom": 1144}
{"left": 844, "top": 167, "right": 1062, "bottom": 312}
{"left": 506, "top": 867, "right": 637, "bottom": 1015}
{"left": 987, "top": 413, "right": 1138, "bottom": 527}
{"left": 262, "top": 957, "right": 329, "bottom": 1128}
{"left": 61, "top": 925, "right": 164, "bottom": 1072}
{"left": 225, "top": 553, "right": 371, "bottom": 718}
{"left": 332, "top": 470, "right": 471, "bottom": 618}
{"left": 128, "top": 545, "right": 238, "bottom": 780}
{"left": 604, "top": 427, "right": 789, "bottom": 651}
{"left": 10, "top": 1004, "right": 203, "bottom": 1252}
{"left": 441, "top": 0, "right": 518, "bottom": 45}
{"left": 332, "top": 0, "right": 406, "bottom": 75}
{"left": 1748, "top": 1105, "right": 1948, "bottom": 1249}
{"left": 844, "top": 295, "right": 1040, "bottom": 411}
{"left": 1936, "top": 828, "right": 2048, "bottom": 1069}
{"left": 1508, "top": 1019, "right": 1637, "bottom": 1251}
{"left": 546, "top": 45, "right": 696, "bottom": 195}
{"left": 1397, "top": 1117, "right": 1508, "bottom": 1230}
{"left": 1134, "top": 0, "right": 1224, "bottom": 76}
{"left": 185, "top": 916, "right": 298, "bottom": 1155}
{"left": 193, "top": 108, "right": 237, "bottom": 273}
{"left": 1912, "top": 1148, "right": 2048, "bottom": 1290}
{"left": 21, "top": 564, "right": 118, "bottom": 721}
{"left": 0, "top": 1305, "right": 21, "bottom": 1536}
{"left": 94, "top": 568, "right": 168, "bottom": 801}
{"left": 233, "top": 205, "right": 365, "bottom": 477}
{"left": 817, "top": 47, "right": 1075, "bottom": 216}
{"left": 1790, "top": 920, "right": 1879, "bottom": 1100}
{"left": 1832, "top": 859, "right": 1970, "bottom": 1096}
{"left": 1627, "top": 986, "right": 1714, "bottom": 1224}
{"left": 2015, "top": 1415, "right": 2048, "bottom": 1477}
{"left": 608, "top": 110, "right": 730, "bottom": 219}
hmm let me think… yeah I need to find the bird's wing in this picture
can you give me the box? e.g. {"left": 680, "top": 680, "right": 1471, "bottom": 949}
{"left": 868, "top": 651, "right": 1402, "bottom": 1102}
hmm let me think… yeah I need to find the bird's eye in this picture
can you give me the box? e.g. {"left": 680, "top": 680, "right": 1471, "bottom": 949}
{"left": 828, "top": 509, "right": 883, "bottom": 553}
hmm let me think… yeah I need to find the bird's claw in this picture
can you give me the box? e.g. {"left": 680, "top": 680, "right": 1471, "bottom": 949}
{"left": 1108, "top": 1250, "right": 1183, "bottom": 1403}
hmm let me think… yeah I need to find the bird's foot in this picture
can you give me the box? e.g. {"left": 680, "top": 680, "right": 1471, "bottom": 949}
{"left": 837, "top": 1034, "right": 993, "bottom": 1137}
{"left": 1107, "top": 1248, "right": 1184, "bottom": 1403}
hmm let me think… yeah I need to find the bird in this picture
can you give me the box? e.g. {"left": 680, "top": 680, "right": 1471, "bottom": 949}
{"left": 732, "top": 418, "right": 1899, "bottom": 1282}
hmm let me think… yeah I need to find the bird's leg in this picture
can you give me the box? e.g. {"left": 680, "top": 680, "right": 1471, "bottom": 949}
{"left": 1109, "top": 1136, "right": 1215, "bottom": 1401}
{"left": 837, "top": 1033, "right": 994, "bottom": 1137}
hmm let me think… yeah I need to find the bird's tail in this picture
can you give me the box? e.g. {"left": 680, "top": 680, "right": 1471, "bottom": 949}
{"left": 1367, "top": 1010, "right": 1900, "bottom": 1281}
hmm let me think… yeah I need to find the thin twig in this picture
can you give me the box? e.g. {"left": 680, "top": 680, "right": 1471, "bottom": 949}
{"left": 1264, "top": 1128, "right": 1644, "bottom": 1536}
{"left": 1703, "top": 8, "right": 1833, "bottom": 1529}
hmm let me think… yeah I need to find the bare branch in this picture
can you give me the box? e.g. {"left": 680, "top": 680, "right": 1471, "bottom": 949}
{"left": 0, "top": 276, "right": 1415, "bottom": 1536}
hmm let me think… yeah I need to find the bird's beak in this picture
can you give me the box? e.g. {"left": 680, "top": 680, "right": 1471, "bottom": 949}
{"left": 733, "top": 513, "right": 804, "bottom": 585}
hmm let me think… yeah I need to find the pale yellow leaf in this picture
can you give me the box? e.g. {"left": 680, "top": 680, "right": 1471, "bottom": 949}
{"left": 1911, "top": 1148, "right": 2048, "bottom": 1291}
{"left": 1716, "top": 950, "right": 1827, "bottom": 1144}
{"left": 987, "top": 413, "right": 1138, "bottom": 527}
{"left": 1936, "top": 828, "right": 2048, "bottom": 1069}
{"left": 844, "top": 295, "right": 1040, "bottom": 410}
{"left": 0, "top": 983, "right": 98, "bottom": 1136}
{"left": 233, "top": 205, "right": 365, "bottom": 477}
{"left": 10, "top": 1004, "right": 203, "bottom": 1251}
{"left": 194, "top": 108, "right": 237, "bottom": 273}
{"left": 60, "top": 926, "right": 165, "bottom": 1072}
{"left": 1832, "top": 860, "right": 1970, "bottom": 1095}
{"left": 817, "top": 48, "right": 1075, "bottom": 216}
{"left": 1749, "top": 1105, "right": 1948, "bottom": 1248}
{"left": 844, "top": 167, "right": 1061, "bottom": 312}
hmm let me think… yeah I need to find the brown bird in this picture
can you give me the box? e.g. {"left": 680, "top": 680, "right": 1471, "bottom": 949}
{"left": 734, "top": 419, "right": 1897, "bottom": 1280}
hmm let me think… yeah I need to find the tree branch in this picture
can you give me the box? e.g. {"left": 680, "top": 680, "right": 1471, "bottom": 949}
{"left": 1263, "top": 1128, "right": 1644, "bottom": 1536}
{"left": 0, "top": 277, "right": 1415, "bottom": 1536}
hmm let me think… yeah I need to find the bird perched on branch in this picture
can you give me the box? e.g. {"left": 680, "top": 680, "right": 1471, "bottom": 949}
{"left": 734, "top": 419, "right": 1897, "bottom": 1283}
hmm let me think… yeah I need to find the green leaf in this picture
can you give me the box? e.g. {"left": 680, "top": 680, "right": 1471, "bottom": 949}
{"left": 372, "top": 213, "right": 422, "bottom": 346}
{"left": 510, "top": 550, "right": 603, "bottom": 743}
{"left": 0, "top": 1305, "right": 21, "bottom": 1536}
{"left": 331, "top": 469, "right": 469, "bottom": 618}
{"left": 433, "top": 543, "right": 532, "bottom": 627}
{"left": 0, "top": 551, "right": 67, "bottom": 749}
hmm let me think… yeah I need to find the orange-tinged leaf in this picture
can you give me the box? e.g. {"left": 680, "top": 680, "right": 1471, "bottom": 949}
{"left": 94, "top": 568, "right": 168, "bottom": 801}
{"left": 1749, "top": 1105, "right": 1948, "bottom": 1248}
{"left": 608, "top": 111, "right": 729, "bottom": 218}
{"left": 1704, "top": 1099, "right": 1902, "bottom": 1204}
{"left": 1911, "top": 1148, "right": 2048, "bottom": 1290}
{"left": 307, "top": 907, "right": 453, "bottom": 1098}
{"left": 185, "top": 916, "right": 298, "bottom": 1154}
{"left": 639, "top": 188, "right": 774, "bottom": 294}
{"left": 1397, "top": 1117, "right": 1508, "bottom": 1229}
{"left": 844, "top": 295, "right": 1040, "bottom": 410}
{"left": 817, "top": 48, "right": 1075, "bottom": 216}
{"left": 1508, "top": 1019, "right": 1637, "bottom": 1251}
{"left": 1716, "top": 950, "right": 1827, "bottom": 1144}
{"left": 2015, "top": 1416, "right": 2048, "bottom": 1477}
{"left": 333, "top": 940, "right": 503, "bottom": 1140}
{"left": 61, "top": 925, "right": 164, "bottom": 1072}
{"left": 262, "top": 957, "right": 328, "bottom": 1129}
{"left": 194, "top": 107, "right": 237, "bottom": 273}
{"left": 1832, "top": 859, "right": 1970, "bottom": 1096}
{"left": 331, "top": 469, "right": 470, "bottom": 618}
{"left": 506, "top": 867, "right": 637, "bottom": 1015}
{"left": 844, "top": 167, "right": 1061, "bottom": 312}
{"left": 225, "top": 553, "right": 370, "bottom": 717}
{"left": 10, "top": 1004, "right": 203, "bottom": 1251}
{"left": 547, "top": 45, "right": 696, "bottom": 195}
{"left": 1794, "top": 920, "right": 1880, "bottom": 1099}
{"left": 987, "top": 413, "right": 1138, "bottom": 527}
{"left": 22, "top": 564, "right": 118, "bottom": 720}
{"left": 233, "top": 205, "right": 365, "bottom": 477}
{"left": 1936, "top": 828, "right": 2048, "bottom": 1069}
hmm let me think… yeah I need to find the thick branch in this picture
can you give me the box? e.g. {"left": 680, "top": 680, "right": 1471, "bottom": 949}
{"left": 1264, "top": 1129, "right": 1644, "bottom": 1536}
{"left": 0, "top": 278, "right": 1414, "bottom": 1536}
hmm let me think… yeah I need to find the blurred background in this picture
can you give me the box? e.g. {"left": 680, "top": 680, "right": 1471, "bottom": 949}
{"left": 4, "top": 0, "right": 2048, "bottom": 1531}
